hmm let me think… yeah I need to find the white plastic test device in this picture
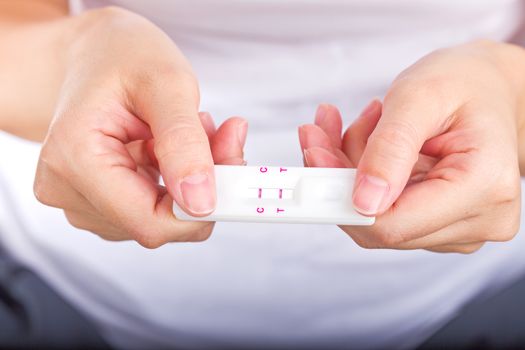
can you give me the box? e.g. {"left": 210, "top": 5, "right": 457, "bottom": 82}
{"left": 172, "top": 165, "right": 375, "bottom": 225}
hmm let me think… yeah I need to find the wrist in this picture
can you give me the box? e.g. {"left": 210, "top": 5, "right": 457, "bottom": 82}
{"left": 0, "top": 13, "right": 80, "bottom": 140}
{"left": 0, "top": 6, "right": 143, "bottom": 141}
{"left": 495, "top": 41, "right": 525, "bottom": 132}
{"left": 506, "top": 45, "right": 525, "bottom": 174}
{"left": 479, "top": 40, "right": 525, "bottom": 174}
{"left": 505, "top": 44, "right": 525, "bottom": 175}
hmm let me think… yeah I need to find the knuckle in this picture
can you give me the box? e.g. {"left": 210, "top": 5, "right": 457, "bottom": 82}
{"left": 189, "top": 223, "right": 214, "bottom": 242}
{"left": 368, "top": 220, "right": 407, "bottom": 248}
{"left": 481, "top": 168, "right": 520, "bottom": 243}
{"left": 343, "top": 228, "right": 379, "bottom": 249}
{"left": 351, "top": 230, "right": 403, "bottom": 250}
{"left": 501, "top": 224, "right": 520, "bottom": 242}
{"left": 490, "top": 215, "right": 520, "bottom": 242}
{"left": 375, "top": 230, "right": 404, "bottom": 248}
{"left": 454, "top": 243, "right": 484, "bottom": 254}
{"left": 369, "top": 231, "right": 390, "bottom": 248}
{"left": 353, "top": 239, "right": 377, "bottom": 250}
{"left": 493, "top": 170, "right": 520, "bottom": 204}
{"left": 161, "top": 66, "right": 198, "bottom": 92}
{"left": 33, "top": 167, "right": 60, "bottom": 207}
{"left": 508, "top": 214, "right": 521, "bottom": 240}
{"left": 137, "top": 62, "right": 198, "bottom": 98}
{"left": 414, "top": 77, "right": 447, "bottom": 99}
{"left": 38, "top": 140, "right": 62, "bottom": 174}
{"left": 64, "top": 211, "right": 85, "bottom": 230}
{"left": 89, "top": 6, "right": 151, "bottom": 34}
{"left": 155, "top": 122, "right": 208, "bottom": 161}
{"left": 368, "top": 121, "right": 420, "bottom": 165}
{"left": 363, "top": 231, "right": 393, "bottom": 249}
{"left": 134, "top": 230, "right": 165, "bottom": 249}
{"left": 344, "top": 222, "right": 408, "bottom": 249}
{"left": 33, "top": 145, "right": 71, "bottom": 207}
{"left": 94, "top": 5, "right": 133, "bottom": 20}
{"left": 390, "top": 73, "right": 448, "bottom": 103}
{"left": 33, "top": 176, "right": 51, "bottom": 205}
{"left": 37, "top": 130, "right": 73, "bottom": 176}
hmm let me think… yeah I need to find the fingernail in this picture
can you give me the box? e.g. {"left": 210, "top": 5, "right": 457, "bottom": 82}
{"left": 199, "top": 111, "right": 211, "bottom": 120}
{"left": 298, "top": 125, "right": 307, "bottom": 146}
{"left": 237, "top": 120, "right": 248, "bottom": 146}
{"left": 305, "top": 146, "right": 344, "bottom": 168}
{"left": 359, "top": 99, "right": 380, "bottom": 119}
{"left": 198, "top": 111, "right": 214, "bottom": 127}
{"left": 303, "top": 148, "right": 311, "bottom": 166}
{"left": 315, "top": 104, "right": 327, "bottom": 125}
{"left": 352, "top": 175, "right": 389, "bottom": 215}
{"left": 180, "top": 172, "right": 215, "bottom": 215}
{"left": 220, "top": 157, "right": 246, "bottom": 165}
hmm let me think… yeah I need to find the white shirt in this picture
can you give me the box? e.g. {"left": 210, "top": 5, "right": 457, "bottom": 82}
{"left": 1, "top": 0, "right": 525, "bottom": 348}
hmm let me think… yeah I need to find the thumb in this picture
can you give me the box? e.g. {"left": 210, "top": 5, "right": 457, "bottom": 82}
{"left": 133, "top": 71, "right": 215, "bottom": 217}
{"left": 353, "top": 90, "right": 455, "bottom": 216}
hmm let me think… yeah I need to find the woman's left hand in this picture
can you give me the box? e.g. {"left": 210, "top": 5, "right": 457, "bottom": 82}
{"left": 299, "top": 40, "right": 525, "bottom": 253}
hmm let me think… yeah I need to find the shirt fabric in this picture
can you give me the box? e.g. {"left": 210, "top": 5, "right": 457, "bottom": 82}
{"left": 1, "top": 0, "right": 525, "bottom": 348}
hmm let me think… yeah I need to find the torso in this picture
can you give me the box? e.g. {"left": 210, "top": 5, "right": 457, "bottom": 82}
{"left": 1, "top": 1, "right": 524, "bottom": 348}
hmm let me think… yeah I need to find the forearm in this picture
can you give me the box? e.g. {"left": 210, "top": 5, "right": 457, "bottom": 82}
{"left": 0, "top": 1, "right": 102, "bottom": 141}
{"left": 0, "top": 4, "right": 180, "bottom": 142}
{"left": 0, "top": 1, "right": 73, "bottom": 141}
{"left": 0, "top": 21, "right": 70, "bottom": 140}
{"left": 456, "top": 40, "right": 525, "bottom": 175}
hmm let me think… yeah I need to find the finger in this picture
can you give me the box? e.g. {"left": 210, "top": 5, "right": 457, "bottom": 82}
{"left": 74, "top": 135, "right": 169, "bottom": 243}
{"left": 426, "top": 242, "right": 484, "bottom": 254}
{"left": 126, "top": 140, "right": 160, "bottom": 182}
{"left": 389, "top": 216, "right": 483, "bottom": 249}
{"left": 298, "top": 124, "right": 334, "bottom": 151}
{"left": 65, "top": 198, "right": 216, "bottom": 244}
{"left": 341, "top": 215, "right": 484, "bottom": 252}
{"left": 299, "top": 124, "right": 352, "bottom": 167}
{"left": 407, "top": 154, "right": 439, "bottom": 185}
{"left": 64, "top": 209, "right": 124, "bottom": 241}
{"left": 34, "top": 159, "right": 96, "bottom": 213}
{"left": 210, "top": 116, "right": 247, "bottom": 165}
{"left": 353, "top": 83, "right": 460, "bottom": 215}
{"left": 342, "top": 99, "right": 382, "bottom": 166}
{"left": 341, "top": 163, "right": 480, "bottom": 246}
{"left": 304, "top": 146, "right": 348, "bottom": 168}
{"left": 314, "top": 104, "right": 343, "bottom": 149}
{"left": 199, "top": 111, "right": 217, "bottom": 140}
{"left": 74, "top": 135, "right": 216, "bottom": 247}
{"left": 155, "top": 189, "right": 216, "bottom": 242}
{"left": 132, "top": 70, "right": 216, "bottom": 216}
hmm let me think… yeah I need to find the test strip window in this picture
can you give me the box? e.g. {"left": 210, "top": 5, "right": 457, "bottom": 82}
{"left": 172, "top": 165, "right": 375, "bottom": 225}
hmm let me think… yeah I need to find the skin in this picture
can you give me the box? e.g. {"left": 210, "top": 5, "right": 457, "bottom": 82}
{"left": 2, "top": 2, "right": 525, "bottom": 252}
{"left": 0, "top": 2, "right": 247, "bottom": 247}
{"left": 300, "top": 41, "right": 525, "bottom": 253}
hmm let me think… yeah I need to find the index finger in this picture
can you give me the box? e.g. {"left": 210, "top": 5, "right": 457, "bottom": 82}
{"left": 75, "top": 135, "right": 213, "bottom": 247}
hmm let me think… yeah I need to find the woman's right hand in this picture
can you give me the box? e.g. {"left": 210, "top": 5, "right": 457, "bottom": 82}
{"left": 33, "top": 7, "right": 247, "bottom": 247}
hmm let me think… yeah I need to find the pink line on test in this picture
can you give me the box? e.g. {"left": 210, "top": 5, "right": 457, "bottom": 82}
{"left": 279, "top": 189, "right": 283, "bottom": 199}
{"left": 258, "top": 188, "right": 262, "bottom": 198}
